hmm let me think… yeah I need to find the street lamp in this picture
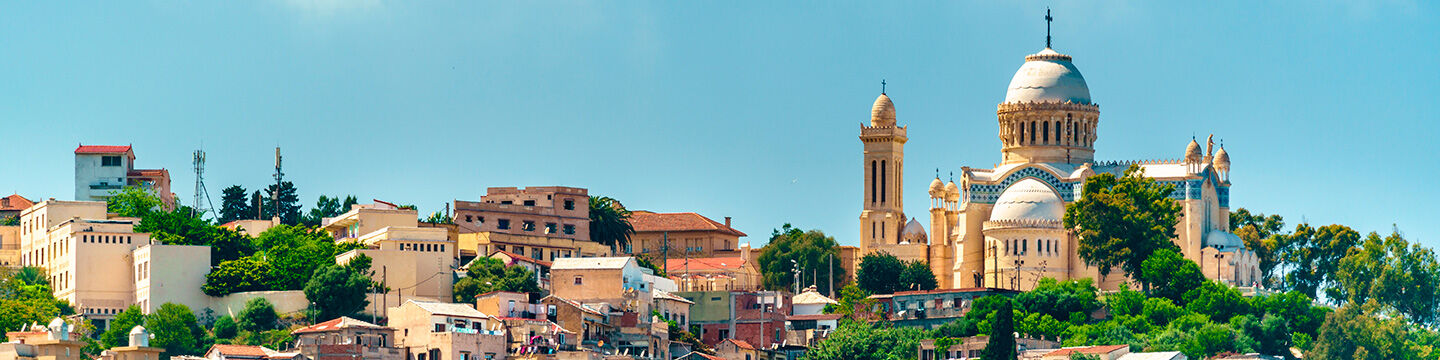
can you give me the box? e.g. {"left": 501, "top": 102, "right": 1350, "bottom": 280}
{"left": 1012, "top": 259, "right": 1025, "bottom": 290}
{"left": 1212, "top": 245, "right": 1225, "bottom": 284}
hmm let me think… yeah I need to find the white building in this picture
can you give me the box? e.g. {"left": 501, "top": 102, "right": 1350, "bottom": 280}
{"left": 73, "top": 145, "right": 174, "bottom": 209}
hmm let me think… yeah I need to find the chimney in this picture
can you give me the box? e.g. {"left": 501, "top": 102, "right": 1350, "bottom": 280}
{"left": 724, "top": 217, "right": 732, "bottom": 228}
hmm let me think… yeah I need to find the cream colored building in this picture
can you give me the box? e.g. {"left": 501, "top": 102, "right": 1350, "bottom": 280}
{"left": 218, "top": 220, "right": 276, "bottom": 238}
{"left": 1, "top": 225, "right": 20, "bottom": 269}
{"left": 132, "top": 244, "right": 211, "bottom": 314}
{"left": 664, "top": 245, "right": 762, "bottom": 292}
{"left": 4, "top": 320, "right": 85, "bottom": 360}
{"left": 72, "top": 145, "right": 174, "bottom": 209}
{"left": 325, "top": 202, "right": 456, "bottom": 316}
{"left": 387, "top": 300, "right": 507, "bottom": 360}
{"left": 857, "top": 42, "right": 1260, "bottom": 291}
{"left": 459, "top": 232, "right": 611, "bottom": 263}
{"left": 20, "top": 201, "right": 147, "bottom": 325}
{"left": 626, "top": 211, "right": 746, "bottom": 259}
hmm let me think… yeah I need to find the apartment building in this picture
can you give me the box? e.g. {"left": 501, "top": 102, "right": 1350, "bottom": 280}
{"left": 387, "top": 301, "right": 506, "bottom": 360}
{"left": 73, "top": 145, "right": 174, "bottom": 209}
{"left": 626, "top": 211, "right": 746, "bottom": 259}
{"left": 325, "top": 202, "right": 456, "bottom": 316}
{"left": 452, "top": 187, "right": 590, "bottom": 242}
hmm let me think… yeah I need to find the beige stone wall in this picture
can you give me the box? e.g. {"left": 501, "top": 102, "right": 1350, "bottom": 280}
{"left": 631, "top": 231, "right": 739, "bottom": 259}
{"left": 0, "top": 226, "right": 20, "bottom": 268}
{"left": 338, "top": 249, "right": 453, "bottom": 316}
{"left": 210, "top": 290, "right": 309, "bottom": 317}
{"left": 460, "top": 232, "right": 610, "bottom": 261}
{"left": 454, "top": 187, "right": 590, "bottom": 242}
{"left": 133, "top": 244, "right": 211, "bottom": 314}
{"left": 551, "top": 268, "right": 624, "bottom": 304}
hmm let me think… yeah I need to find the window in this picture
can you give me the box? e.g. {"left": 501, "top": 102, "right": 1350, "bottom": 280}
{"left": 523, "top": 200, "right": 536, "bottom": 206}
{"left": 101, "top": 156, "right": 121, "bottom": 166}
{"left": 564, "top": 199, "right": 575, "bottom": 210}
{"left": 459, "top": 352, "right": 471, "bottom": 360}
{"left": 465, "top": 215, "right": 473, "bottom": 222}
{"left": 497, "top": 219, "right": 511, "bottom": 230}
{"left": 434, "top": 324, "right": 446, "bottom": 332}
{"left": 545, "top": 223, "right": 557, "bottom": 234}
{"left": 718, "top": 329, "right": 730, "bottom": 340}
{"left": 514, "top": 247, "right": 524, "bottom": 256}
{"left": 563, "top": 224, "right": 575, "bottom": 235}
{"left": 500, "top": 200, "right": 513, "bottom": 205}
{"left": 521, "top": 221, "right": 536, "bottom": 231}
{"left": 574, "top": 276, "right": 583, "bottom": 285}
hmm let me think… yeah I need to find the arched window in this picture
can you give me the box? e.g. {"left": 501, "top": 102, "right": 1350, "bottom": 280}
{"left": 1042, "top": 122, "right": 1050, "bottom": 144}
{"left": 1029, "top": 122, "right": 1036, "bottom": 144}
{"left": 880, "top": 160, "right": 887, "bottom": 204}
{"left": 870, "top": 161, "right": 877, "bottom": 203}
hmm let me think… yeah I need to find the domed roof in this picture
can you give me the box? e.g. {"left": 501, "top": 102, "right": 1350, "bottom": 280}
{"left": 990, "top": 178, "right": 1065, "bottom": 222}
{"left": 871, "top": 93, "right": 896, "bottom": 126}
{"left": 1185, "top": 139, "right": 1202, "bottom": 163}
{"left": 1004, "top": 48, "right": 1092, "bottom": 105}
{"left": 900, "top": 219, "right": 927, "bottom": 244}
{"left": 1205, "top": 230, "right": 1244, "bottom": 249}
{"left": 928, "top": 177, "right": 945, "bottom": 197}
{"left": 129, "top": 325, "right": 148, "bottom": 335}
{"left": 1214, "top": 146, "right": 1231, "bottom": 170}
{"left": 944, "top": 181, "right": 960, "bottom": 202}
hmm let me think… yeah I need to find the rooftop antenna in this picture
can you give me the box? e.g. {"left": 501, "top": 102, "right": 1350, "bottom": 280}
{"left": 272, "top": 147, "right": 284, "bottom": 222}
{"left": 192, "top": 149, "right": 216, "bottom": 220}
{"left": 1045, "top": 8, "right": 1054, "bottom": 48}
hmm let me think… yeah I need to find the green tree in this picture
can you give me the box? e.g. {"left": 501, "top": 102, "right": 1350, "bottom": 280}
{"left": 107, "top": 186, "right": 165, "bottom": 217}
{"left": 856, "top": 252, "right": 905, "bottom": 295}
{"left": 1278, "top": 224, "right": 1360, "bottom": 300}
{"left": 212, "top": 315, "right": 238, "bottom": 339}
{"left": 1014, "top": 278, "right": 1099, "bottom": 323}
{"left": 588, "top": 196, "right": 634, "bottom": 254}
{"left": 1140, "top": 249, "right": 1205, "bottom": 303}
{"left": 827, "top": 284, "right": 875, "bottom": 320}
{"left": 1331, "top": 229, "right": 1440, "bottom": 326}
{"left": 147, "top": 303, "right": 204, "bottom": 358}
{"left": 1142, "top": 297, "right": 1185, "bottom": 327}
{"left": 1104, "top": 284, "right": 1145, "bottom": 317}
{"left": 980, "top": 299, "right": 1016, "bottom": 360}
{"left": 137, "top": 207, "right": 255, "bottom": 265}
{"left": 0, "top": 216, "right": 17, "bottom": 226}
{"left": 1183, "top": 280, "right": 1253, "bottom": 323}
{"left": 236, "top": 298, "right": 279, "bottom": 333}
{"left": 1307, "top": 301, "right": 1408, "bottom": 360}
{"left": 203, "top": 256, "right": 274, "bottom": 296}
{"left": 1230, "top": 208, "right": 1287, "bottom": 286}
{"left": 756, "top": 224, "right": 842, "bottom": 294}
{"left": 900, "top": 260, "right": 939, "bottom": 292}
{"left": 100, "top": 305, "right": 146, "bottom": 348}
{"left": 219, "top": 185, "right": 254, "bottom": 224}
{"left": 1251, "top": 290, "right": 1330, "bottom": 338}
{"left": 0, "top": 268, "right": 67, "bottom": 342}
{"left": 805, "top": 320, "right": 928, "bottom": 360}
{"left": 301, "top": 195, "right": 346, "bottom": 226}
{"left": 634, "top": 255, "right": 666, "bottom": 277}
{"left": 259, "top": 181, "right": 301, "bottom": 225}
{"left": 422, "top": 211, "right": 454, "bottom": 225}
{"left": 255, "top": 225, "right": 338, "bottom": 290}
{"left": 1064, "top": 165, "right": 1182, "bottom": 291}
{"left": 305, "top": 259, "right": 373, "bottom": 320}
{"left": 452, "top": 257, "right": 541, "bottom": 302}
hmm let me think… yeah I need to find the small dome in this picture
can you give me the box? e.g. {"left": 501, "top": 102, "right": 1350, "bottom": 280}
{"left": 1205, "top": 231, "right": 1244, "bottom": 249}
{"left": 1214, "top": 146, "right": 1231, "bottom": 171}
{"left": 901, "top": 219, "right": 927, "bottom": 244}
{"left": 129, "top": 326, "right": 148, "bottom": 335}
{"left": 1185, "top": 139, "right": 1202, "bottom": 163}
{"left": 944, "top": 181, "right": 960, "bottom": 202}
{"left": 990, "top": 178, "right": 1065, "bottom": 222}
{"left": 1004, "top": 48, "right": 1092, "bottom": 105}
{"left": 928, "top": 177, "right": 944, "bottom": 197}
{"left": 871, "top": 93, "right": 896, "bottom": 127}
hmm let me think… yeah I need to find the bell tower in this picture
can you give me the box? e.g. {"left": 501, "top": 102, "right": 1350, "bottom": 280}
{"left": 859, "top": 89, "right": 907, "bottom": 255}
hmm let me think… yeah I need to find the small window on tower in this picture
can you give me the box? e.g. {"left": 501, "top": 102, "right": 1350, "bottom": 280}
{"left": 101, "top": 156, "right": 122, "bottom": 167}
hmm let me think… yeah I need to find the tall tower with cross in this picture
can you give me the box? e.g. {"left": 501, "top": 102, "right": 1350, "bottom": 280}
{"left": 859, "top": 80, "right": 908, "bottom": 255}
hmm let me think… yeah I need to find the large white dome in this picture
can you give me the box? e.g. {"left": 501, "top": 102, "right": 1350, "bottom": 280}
{"left": 1003, "top": 48, "right": 1092, "bottom": 105}
{"left": 990, "top": 178, "right": 1065, "bottom": 222}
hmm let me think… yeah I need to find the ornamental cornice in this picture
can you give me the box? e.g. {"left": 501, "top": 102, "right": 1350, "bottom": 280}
{"left": 983, "top": 219, "right": 1063, "bottom": 230}
{"left": 996, "top": 101, "right": 1099, "bottom": 114}
{"left": 1025, "top": 53, "right": 1072, "bottom": 62}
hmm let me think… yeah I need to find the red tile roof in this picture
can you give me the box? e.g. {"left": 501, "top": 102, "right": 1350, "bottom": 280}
{"left": 127, "top": 169, "right": 169, "bottom": 177}
{"left": 291, "top": 316, "right": 388, "bottom": 334}
{"left": 629, "top": 211, "right": 746, "bottom": 237}
{"left": 787, "top": 314, "right": 843, "bottom": 321}
{"left": 74, "top": 145, "right": 132, "bottom": 154}
{"left": 1043, "top": 345, "right": 1129, "bottom": 357}
{"left": 723, "top": 339, "right": 756, "bottom": 350}
{"left": 665, "top": 257, "right": 748, "bottom": 273}
{"left": 490, "top": 249, "right": 552, "bottom": 267}
{"left": 1, "top": 194, "right": 34, "bottom": 211}
{"left": 208, "top": 344, "right": 270, "bottom": 358}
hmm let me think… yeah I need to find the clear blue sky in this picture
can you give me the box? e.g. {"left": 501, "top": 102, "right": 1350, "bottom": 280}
{"left": 2, "top": 1, "right": 1437, "bottom": 248}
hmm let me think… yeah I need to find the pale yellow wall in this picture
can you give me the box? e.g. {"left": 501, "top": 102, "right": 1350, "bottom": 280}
{"left": 475, "top": 292, "right": 528, "bottom": 318}
{"left": 322, "top": 207, "right": 420, "bottom": 242}
{"left": 210, "top": 290, "right": 309, "bottom": 318}
{"left": 460, "top": 232, "right": 611, "bottom": 261}
{"left": 631, "top": 230, "right": 740, "bottom": 259}
{"left": 0, "top": 226, "right": 20, "bottom": 268}
{"left": 338, "top": 249, "right": 453, "bottom": 316}
{"left": 551, "top": 268, "right": 624, "bottom": 304}
{"left": 133, "top": 244, "right": 210, "bottom": 314}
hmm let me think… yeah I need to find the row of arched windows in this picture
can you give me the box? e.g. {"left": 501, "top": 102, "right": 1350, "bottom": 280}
{"left": 401, "top": 242, "right": 446, "bottom": 252}
{"left": 1003, "top": 113, "right": 1096, "bottom": 148}
{"left": 998, "top": 238, "right": 1063, "bottom": 257}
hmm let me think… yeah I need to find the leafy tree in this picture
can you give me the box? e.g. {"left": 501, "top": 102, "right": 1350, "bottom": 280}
{"left": 137, "top": 207, "right": 254, "bottom": 265}
{"left": 1015, "top": 278, "right": 1099, "bottom": 323}
{"left": 1016, "top": 312, "right": 1069, "bottom": 339}
{"left": 1183, "top": 280, "right": 1253, "bottom": 323}
{"left": 1064, "top": 165, "right": 1182, "bottom": 291}
{"left": 259, "top": 181, "right": 301, "bottom": 225}
{"left": 1278, "top": 223, "right": 1360, "bottom": 300}
{"left": 100, "top": 305, "right": 146, "bottom": 348}
{"left": 203, "top": 256, "right": 274, "bottom": 296}
{"left": 301, "top": 195, "right": 347, "bottom": 226}
{"left": 588, "top": 196, "right": 633, "bottom": 254}
{"left": 147, "top": 303, "right": 204, "bottom": 358}
{"left": 1140, "top": 249, "right": 1204, "bottom": 303}
{"left": 219, "top": 185, "right": 254, "bottom": 224}
{"left": 856, "top": 252, "right": 905, "bottom": 295}
{"left": 236, "top": 298, "right": 279, "bottom": 333}
{"left": 212, "top": 315, "right": 238, "bottom": 339}
{"left": 1251, "top": 290, "right": 1330, "bottom": 338}
{"left": 1104, "top": 284, "right": 1145, "bottom": 317}
{"left": 899, "top": 260, "right": 939, "bottom": 292}
{"left": 422, "top": 211, "right": 454, "bottom": 225}
{"left": 756, "top": 224, "right": 842, "bottom": 294}
{"left": 1331, "top": 229, "right": 1440, "bottom": 326}
{"left": 340, "top": 195, "right": 358, "bottom": 212}
{"left": 107, "top": 186, "right": 164, "bottom": 217}
{"left": 0, "top": 216, "right": 17, "bottom": 226}
{"left": 255, "top": 225, "right": 338, "bottom": 290}
{"left": 1307, "top": 300, "right": 1408, "bottom": 360}
{"left": 980, "top": 299, "right": 1015, "bottom": 360}
{"left": 453, "top": 257, "right": 541, "bottom": 302}
{"left": 1142, "top": 297, "right": 1185, "bottom": 327}
{"left": 305, "top": 258, "right": 373, "bottom": 320}
{"left": 827, "top": 284, "right": 875, "bottom": 320}
{"left": 634, "top": 255, "right": 666, "bottom": 277}
{"left": 1230, "top": 314, "right": 1292, "bottom": 358}
{"left": 0, "top": 268, "right": 67, "bottom": 342}
{"left": 805, "top": 320, "right": 928, "bottom": 360}
{"left": 1230, "top": 208, "right": 1287, "bottom": 286}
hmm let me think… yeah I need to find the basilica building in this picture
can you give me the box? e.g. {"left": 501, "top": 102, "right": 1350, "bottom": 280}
{"left": 858, "top": 44, "right": 1261, "bottom": 292}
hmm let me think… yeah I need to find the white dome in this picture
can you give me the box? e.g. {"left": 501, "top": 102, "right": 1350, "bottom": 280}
{"left": 1004, "top": 48, "right": 1092, "bottom": 105}
{"left": 1214, "top": 146, "right": 1231, "bottom": 171}
{"left": 990, "top": 178, "right": 1065, "bottom": 222}
{"left": 1185, "top": 139, "right": 1202, "bottom": 163}
{"left": 901, "top": 219, "right": 927, "bottom": 244}
{"left": 928, "top": 178, "right": 945, "bottom": 197}
{"left": 944, "top": 181, "right": 960, "bottom": 202}
{"left": 1205, "top": 231, "right": 1245, "bottom": 250}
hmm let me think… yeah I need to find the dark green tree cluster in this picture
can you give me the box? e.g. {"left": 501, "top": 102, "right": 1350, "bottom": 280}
{"left": 204, "top": 224, "right": 346, "bottom": 296}
{"left": 0, "top": 267, "right": 73, "bottom": 342}
{"left": 1064, "top": 165, "right": 1181, "bottom": 292}
{"left": 305, "top": 255, "right": 377, "bottom": 320}
{"left": 756, "top": 224, "right": 843, "bottom": 295}
{"left": 207, "top": 298, "right": 294, "bottom": 349}
{"left": 452, "top": 257, "right": 542, "bottom": 302}
{"left": 855, "top": 252, "right": 936, "bottom": 294}
{"left": 301, "top": 195, "right": 357, "bottom": 226}
{"left": 99, "top": 303, "right": 206, "bottom": 359}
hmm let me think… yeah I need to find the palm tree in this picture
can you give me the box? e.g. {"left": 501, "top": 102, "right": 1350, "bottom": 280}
{"left": 588, "top": 196, "right": 634, "bottom": 255}
{"left": 11, "top": 267, "right": 49, "bottom": 286}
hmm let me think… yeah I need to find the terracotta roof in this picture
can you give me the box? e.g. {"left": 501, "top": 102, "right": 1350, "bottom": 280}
{"left": 786, "top": 314, "right": 843, "bottom": 321}
{"left": 208, "top": 344, "right": 270, "bottom": 358}
{"left": 490, "top": 249, "right": 552, "bottom": 267}
{"left": 665, "top": 257, "right": 748, "bottom": 273}
{"left": 75, "top": 145, "right": 133, "bottom": 154}
{"left": 291, "top": 316, "right": 388, "bottom": 334}
{"left": 629, "top": 211, "right": 746, "bottom": 237}
{"left": 1044, "top": 345, "right": 1129, "bottom": 357}
{"left": 127, "top": 169, "right": 168, "bottom": 177}
{"left": 723, "top": 339, "right": 756, "bottom": 350}
{"left": 1, "top": 194, "right": 34, "bottom": 211}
